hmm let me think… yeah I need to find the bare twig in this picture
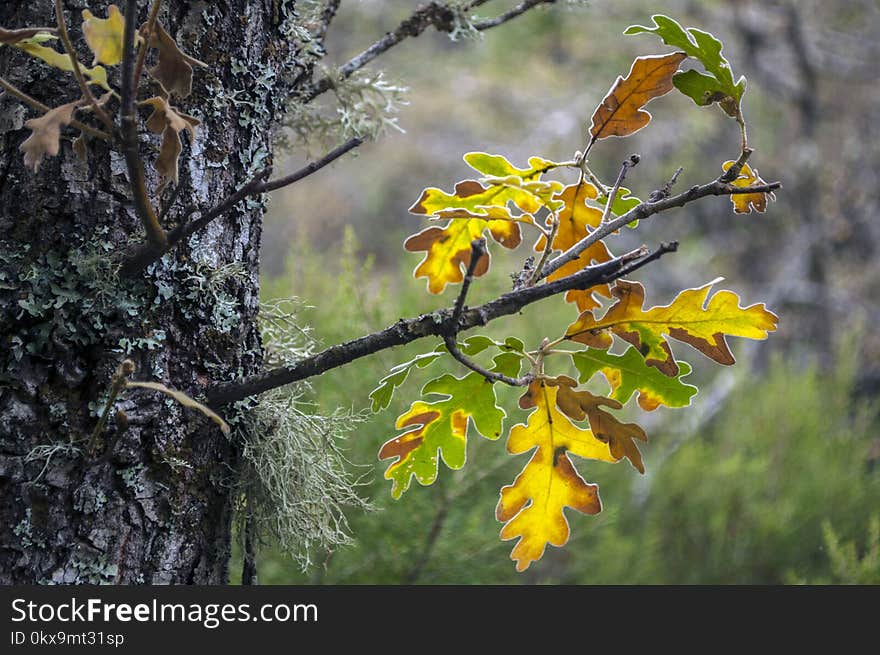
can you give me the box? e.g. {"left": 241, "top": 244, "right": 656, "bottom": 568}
{"left": 54, "top": 0, "right": 115, "bottom": 133}
{"left": 206, "top": 243, "right": 676, "bottom": 406}
{"left": 599, "top": 154, "right": 639, "bottom": 226}
{"left": 528, "top": 209, "right": 559, "bottom": 285}
{"left": 121, "top": 137, "right": 364, "bottom": 276}
{"left": 648, "top": 166, "right": 683, "bottom": 202}
{"left": 442, "top": 239, "right": 534, "bottom": 386}
{"left": 303, "top": 0, "right": 551, "bottom": 103}
{"left": 473, "top": 0, "right": 555, "bottom": 31}
{"left": 133, "top": 0, "right": 164, "bottom": 91}
{"left": 88, "top": 359, "right": 135, "bottom": 453}
{"left": 539, "top": 162, "right": 781, "bottom": 282}
{"left": 0, "top": 76, "right": 110, "bottom": 141}
{"left": 121, "top": 0, "right": 167, "bottom": 249}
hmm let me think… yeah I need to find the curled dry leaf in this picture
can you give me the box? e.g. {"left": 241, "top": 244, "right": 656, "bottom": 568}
{"left": 142, "top": 95, "right": 200, "bottom": 192}
{"left": 589, "top": 51, "right": 687, "bottom": 143}
{"left": 82, "top": 5, "right": 126, "bottom": 66}
{"left": 19, "top": 101, "right": 82, "bottom": 172}
{"left": 145, "top": 22, "right": 208, "bottom": 98}
{"left": 0, "top": 26, "right": 57, "bottom": 45}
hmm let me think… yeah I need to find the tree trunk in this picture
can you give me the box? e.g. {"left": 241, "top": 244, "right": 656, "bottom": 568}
{"left": 0, "top": 0, "right": 306, "bottom": 583}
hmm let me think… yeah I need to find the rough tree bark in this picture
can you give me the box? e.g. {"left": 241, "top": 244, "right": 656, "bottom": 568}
{"left": 0, "top": 0, "right": 307, "bottom": 584}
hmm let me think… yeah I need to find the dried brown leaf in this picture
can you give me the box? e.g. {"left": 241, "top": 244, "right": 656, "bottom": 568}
{"left": 19, "top": 101, "right": 82, "bottom": 172}
{"left": 142, "top": 95, "right": 200, "bottom": 191}
{"left": 146, "top": 22, "right": 208, "bottom": 98}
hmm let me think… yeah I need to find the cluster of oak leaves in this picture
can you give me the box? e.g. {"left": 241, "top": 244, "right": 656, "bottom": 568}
{"left": 2, "top": 7, "right": 777, "bottom": 571}
{"left": 2, "top": 4, "right": 203, "bottom": 187}
{"left": 372, "top": 16, "right": 778, "bottom": 571}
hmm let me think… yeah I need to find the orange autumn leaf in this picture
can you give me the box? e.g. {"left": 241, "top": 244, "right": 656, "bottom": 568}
{"left": 536, "top": 182, "right": 614, "bottom": 312}
{"left": 722, "top": 160, "right": 774, "bottom": 214}
{"left": 566, "top": 278, "right": 778, "bottom": 376}
{"left": 589, "top": 51, "right": 687, "bottom": 142}
{"left": 497, "top": 379, "right": 616, "bottom": 572}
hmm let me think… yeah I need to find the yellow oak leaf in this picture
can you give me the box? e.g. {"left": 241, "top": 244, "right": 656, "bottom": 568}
{"left": 536, "top": 182, "right": 614, "bottom": 312}
{"left": 142, "top": 95, "right": 200, "bottom": 192}
{"left": 566, "top": 278, "right": 778, "bottom": 376}
{"left": 19, "top": 101, "right": 82, "bottom": 172}
{"left": 590, "top": 51, "right": 687, "bottom": 142}
{"left": 722, "top": 160, "right": 774, "bottom": 214}
{"left": 82, "top": 5, "right": 126, "bottom": 66}
{"left": 146, "top": 22, "right": 208, "bottom": 98}
{"left": 496, "top": 379, "right": 616, "bottom": 572}
{"left": 14, "top": 38, "right": 111, "bottom": 90}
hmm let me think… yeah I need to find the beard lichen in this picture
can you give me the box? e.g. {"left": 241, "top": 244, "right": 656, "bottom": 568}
{"left": 233, "top": 297, "right": 372, "bottom": 570}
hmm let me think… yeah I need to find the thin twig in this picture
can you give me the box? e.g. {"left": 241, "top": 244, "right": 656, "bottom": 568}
{"left": 473, "top": 0, "right": 555, "bottom": 31}
{"left": 133, "top": 0, "right": 164, "bottom": 91}
{"left": 54, "top": 0, "right": 115, "bottom": 133}
{"left": 719, "top": 147, "right": 754, "bottom": 183}
{"left": 304, "top": 0, "right": 549, "bottom": 103}
{"left": 539, "top": 162, "right": 781, "bottom": 282}
{"left": 528, "top": 209, "right": 559, "bottom": 285}
{"left": 88, "top": 360, "right": 135, "bottom": 453}
{"left": 121, "top": 0, "right": 166, "bottom": 249}
{"left": 206, "top": 243, "right": 676, "bottom": 406}
{"left": 648, "top": 166, "right": 683, "bottom": 202}
{"left": 0, "top": 76, "right": 110, "bottom": 141}
{"left": 599, "top": 154, "right": 639, "bottom": 225}
{"left": 442, "top": 239, "right": 534, "bottom": 386}
{"left": 121, "top": 137, "right": 364, "bottom": 276}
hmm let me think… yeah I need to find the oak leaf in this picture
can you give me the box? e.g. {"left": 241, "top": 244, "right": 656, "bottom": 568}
{"left": 496, "top": 378, "right": 616, "bottom": 571}
{"left": 589, "top": 51, "right": 687, "bottom": 142}
{"left": 82, "top": 5, "right": 126, "bottom": 66}
{"left": 19, "top": 100, "right": 82, "bottom": 172}
{"left": 625, "top": 15, "right": 746, "bottom": 117}
{"left": 146, "top": 22, "right": 208, "bottom": 98}
{"left": 535, "top": 182, "right": 614, "bottom": 312}
{"left": 566, "top": 278, "right": 778, "bottom": 376}
{"left": 142, "top": 95, "right": 200, "bottom": 192}
{"left": 14, "top": 37, "right": 111, "bottom": 90}
{"left": 463, "top": 152, "right": 560, "bottom": 180}
{"left": 571, "top": 346, "right": 697, "bottom": 411}
{"left": 554, "top": 376, "right": 648, "bottom": 473}
{"left": 722, "top": 160, "right": 774, "bottom": 214}
{"left": 379, "top": 352, "right": 521, "bottom": 498}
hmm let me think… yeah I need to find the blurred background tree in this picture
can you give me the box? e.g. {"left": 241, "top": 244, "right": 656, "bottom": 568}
{"left": 241, "top": 0, "right": 880, "bottom": 584}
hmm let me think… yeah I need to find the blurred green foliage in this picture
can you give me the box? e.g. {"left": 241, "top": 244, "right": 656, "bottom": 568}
{"left": 234, "top": 228, "right": 880, "bottom": 584}
{"left": 232, "top": 0, "right": 880, "bottom": 584}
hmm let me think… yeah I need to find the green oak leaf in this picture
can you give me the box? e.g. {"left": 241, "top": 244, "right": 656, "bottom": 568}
{"left": 463, "top": 152, "right": 562, "bottom": 180}
{"left": 369, "top": 336, "right": 527, "bottom": 412}
{"left": 571, "top": 346, "right": 698, "bottom": 411}
{"left": 378, "top": 351, "right": 521, "bottom": 498}
{"left": 625, "top": 14, "right": 745, "bottom": 116}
